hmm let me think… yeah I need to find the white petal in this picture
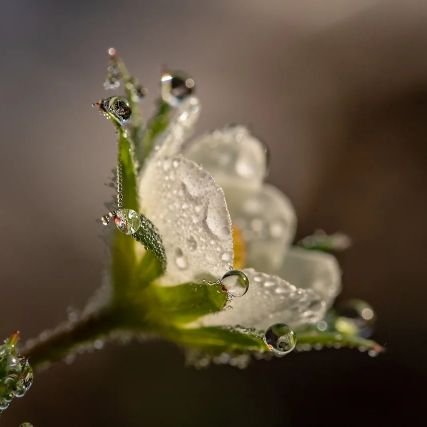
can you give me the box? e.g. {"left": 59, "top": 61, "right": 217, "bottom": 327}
{"left": 138, "top": 155, "right": 233, "bottom": 285}
{"left": 226, "top": 183, "right": 297, "bottom": 273}
{"left": 278, "top": 247, "right": 341, "bottom": 307}
{"left": 184, "top": 125, "right": 267, "bottom": 191}
{"left": 152, "top": 96, "right": 200, "bottom": 160}
{"left": 200, "top": 268, "right": 326, "bottom": 330}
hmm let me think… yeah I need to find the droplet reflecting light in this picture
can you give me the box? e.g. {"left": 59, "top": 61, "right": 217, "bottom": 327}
{"left": 221, "top": 270, "right": 249, "bottom": 297}
{"left": 264, "top": 323, "right": 296, "bottom": 355}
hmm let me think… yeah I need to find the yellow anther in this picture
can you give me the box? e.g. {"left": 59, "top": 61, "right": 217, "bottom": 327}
{"left": 232, "top": 225, "right": 246, "bottom": 270}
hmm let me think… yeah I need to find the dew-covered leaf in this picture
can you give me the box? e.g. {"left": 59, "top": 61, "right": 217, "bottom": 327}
{"left": 295, "top": 329, "right": 384, "bottom": 355}
{"left": 166, "top": 326, "right": 268, "bottom": 353}
{"left": 0, "top": 333, "right": 33, "bottom": 414}
{"left": 133, "top": 214, "right": 166, "bottom": 273}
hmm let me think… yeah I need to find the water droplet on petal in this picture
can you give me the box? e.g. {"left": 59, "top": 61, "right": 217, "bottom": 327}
{"left": 114, "top": 209, "right": 141, "bottom": 235}
{"left": 174, "top": 248, "right": 188, "bottom": 270}
{"left": 264, "top": 323, "right": 296, "bottom": 355}
{"left": 187, "top": 236, "right": 198, "bottom": 251}
{"left": 335, "top": 299, "right": 376, "bottom": 338}
{"left": 221, "top": 270, "right": 249, "bottom": 297}
{"left": 161, "top": 70, "right": 195, "bottom": 107}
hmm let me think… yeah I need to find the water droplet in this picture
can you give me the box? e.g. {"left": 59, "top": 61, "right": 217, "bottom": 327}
{"left": 0, "top": 335, "right": 33, "bottom": 414}
{"left": 335, "top": 299, "right": 376, "bottom": 338}
{"left": 100, "top": 96, "right": 131, "bottom": 123}
{"left": 174, "top": 248, "right": 188, "bottom": 270}
{"left": 161, "top": 70, "right": 195, "bottom": 107}
{"left": 221, "top": 270, "right": 249, "bottom": 297}
{"left": 221, "top": 252, "right": 232, "bottom": 263}
{"left": 269, "top": 219, "right": 286, "bottom": 238}
{"left": 20, "top": 423, "right": 34, "bottom": 427}
{"left": 113, "top": 209, "right": 141, "bottom": 235}
{"left": 264, "top": 323, "right": 296, "bottom": 355}
{"left": 187, "top": 236, "right": 197, "bottom": 251}
{"left": 104, "top": 63, "right": 121, "bottom": 90}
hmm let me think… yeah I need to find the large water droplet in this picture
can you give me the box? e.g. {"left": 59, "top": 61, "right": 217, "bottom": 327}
{"left": 335, "top": 299, "right": 375, "bottom": 338}
{"left": 221, "top": 270, "right": 249, "bottom": 297}
{"left": 161, "top": 70, "right": 195, "bottom": 107}
{"left": 264, "top": 323, "right": 296, "bottom": 355}
{"left": 101, "top": 96, "right": 131, "bottom": 123}
{"left": 113, "top": 209, "right": 141, "bottom": 235}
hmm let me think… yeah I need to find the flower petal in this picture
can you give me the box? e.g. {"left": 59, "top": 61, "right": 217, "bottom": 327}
{"left": 277, "top": 247, "right": 342, "bottom": 307}
{"left": 152, "top": 96, "right": 201, "bottom": 159}
{"left": 200, "top": 268, "right": 326, "bottom": 331}
{"left": 138, "top": 155, "right": 233, "bottom": 285}
{"left": 226, "top": 183, "right": 297, "bottom": 273}
{"left": 184, "top": 125, "right": 267, "bottom": 191}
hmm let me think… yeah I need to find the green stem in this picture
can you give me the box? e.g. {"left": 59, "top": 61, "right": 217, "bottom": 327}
{"left": 22, "top": 306, "right": 122, "bottom": 370}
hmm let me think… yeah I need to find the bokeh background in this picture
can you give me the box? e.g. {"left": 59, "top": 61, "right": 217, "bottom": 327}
{"left": 1, "top": 0, "right": 427, "bottom": 426}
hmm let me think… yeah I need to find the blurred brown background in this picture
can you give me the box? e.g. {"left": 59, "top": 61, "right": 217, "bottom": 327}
{"left": 1, "top": 0, "right": 427, "bottom": 426}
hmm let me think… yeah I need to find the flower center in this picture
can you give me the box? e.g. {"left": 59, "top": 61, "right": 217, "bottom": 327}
{"left": 232, "top": 225, "right": 246, "bottom": 269}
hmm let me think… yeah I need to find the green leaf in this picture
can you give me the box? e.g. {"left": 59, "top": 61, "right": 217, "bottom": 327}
{"left": 133, "top": 250, "right": 165, "bottom": 288}
{"left": 298, "top": 230, "right": 351, "bottom": 253}
{"left": 133, "top": 214, "right": 166, "bottom": 274}
{"left": 295, "top": 329, "right": 384, "bottom": 355}
{"left": 142, "top": 282, "right": 228, "bottom": 325}
{"left": 165, "top": 326, "right": 268, "bottom": 353}
{"left": 140, "top": 100, "right": 171, "bottom": 164}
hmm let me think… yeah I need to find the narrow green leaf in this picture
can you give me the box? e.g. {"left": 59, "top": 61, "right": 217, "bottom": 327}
{"left": 133, "top": 214, "right": 166, "bottom": 274}
{"left": 140, "top": 100, "right": 171, "bottom": 164}
{"left": 166, "top": 326, "right": 268, "bottom": 353}
{"left": 296, "top": 330, "right": 384, "bottom": 355}
{"left": 298, "top": 231, "right": 351, "bottom": 252}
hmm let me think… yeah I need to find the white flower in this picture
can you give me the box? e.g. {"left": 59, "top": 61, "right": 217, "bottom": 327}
{"left": 138, "top": 97, "right": 341, "bottom": 332}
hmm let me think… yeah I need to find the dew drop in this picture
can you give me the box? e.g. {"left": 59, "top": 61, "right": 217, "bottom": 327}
{"left": 220, "top": 252, "right": 232, "bottom": 263}
{"left": 100, "top": 96, "right": 131, "bottom": 123}
{"left": 161, "top": 70, "right": 195, "bottom": 107}
{"left": 104, "top": 63, "right": 121, "bottom": 90}
{"left": 113, "top": 209, "right": 141, "bottom": 235}
{"left": 264, "top": 323, "right": 296, "bottom": 355}
{"left": 187, "top": 236, "right": 197, "bottom": 251}
{"left": 221, "top": 270, "right": 249, "bottom": 297}
{"left": 174, "top": 248, "right": 188, "bottom": 270}
{"left": 335, "top": 299, "right": 376, "bottom": 338}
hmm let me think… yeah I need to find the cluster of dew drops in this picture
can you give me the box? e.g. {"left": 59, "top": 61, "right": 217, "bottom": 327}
{"left": 0, "top": 332, "right": 33, "bottom": 414}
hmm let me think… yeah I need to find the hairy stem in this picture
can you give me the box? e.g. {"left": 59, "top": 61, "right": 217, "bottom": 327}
{"left": 22, "top": 306, "right": 122, "bottom": 371}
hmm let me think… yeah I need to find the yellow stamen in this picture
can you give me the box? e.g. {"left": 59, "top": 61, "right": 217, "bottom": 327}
{"left": 232, "top": 225, "right": 246, "bottom": 269}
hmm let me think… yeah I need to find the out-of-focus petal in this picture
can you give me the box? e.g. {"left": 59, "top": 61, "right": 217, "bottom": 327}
{"left": 200, "top": 268, "right": 326, "bottom": 331}
{"left": 278, "top": 247, "right": 341, "bottom": 307}
{"left": 138, "top": 155, "right": 233, "bottom": 285}
{"left": 184, "top": 125, "right": 267, "bottom": 191}
{"left": 225, "top": 183, "right": 296, "bottom": 273}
